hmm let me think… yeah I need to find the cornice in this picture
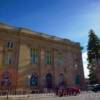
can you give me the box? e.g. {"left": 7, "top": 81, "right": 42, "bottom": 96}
{"left": 0, "top": 23, "right": 80, "bottom": 49}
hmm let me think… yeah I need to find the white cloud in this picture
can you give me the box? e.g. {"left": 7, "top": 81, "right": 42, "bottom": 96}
{"left": 82, "top": 52, "right": 87, "bottom": 63}
{"left": 82, "top": 52, "right": 89, "bottom": 78}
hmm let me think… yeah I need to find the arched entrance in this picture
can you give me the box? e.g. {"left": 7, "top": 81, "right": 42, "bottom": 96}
{"left": 0, "top": 71, "right": 11, "bottom": 90}
{"left": 75, "top": 75, "right": 80, "bottom": 85}
{"left": 30, "top": 73, "right": 38, "bottom": 88}
{"left": 45, "top": 73, "right": 53, "bottom": 89}
{"left": 58, "top": 73, "right": 65, "bottom": 88}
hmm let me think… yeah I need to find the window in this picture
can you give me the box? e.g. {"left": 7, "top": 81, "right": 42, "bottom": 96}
{"left": 57, "top": 51, "right": 63, "bottom": 66}
{"left": 45, "top": 49, "right": 52, "bottom": 64}
{"left": 5, "top": 54, "right": 12, "bottom": 65}
{"left": 30, "top": 48, "right": 39, "bottom": 64}
{"left": 57, "top": 51, "right": 62, "bottom": 59}
{"left": 6, "top": 41, "right": 14, "bottom": 48}
{"left": 75, "top": 75, "right": 81, "bottom": 85}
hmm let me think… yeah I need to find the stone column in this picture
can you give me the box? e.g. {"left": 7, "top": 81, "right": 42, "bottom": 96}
{"left": 39, "top": 47, "right": 45, "bottom": 90}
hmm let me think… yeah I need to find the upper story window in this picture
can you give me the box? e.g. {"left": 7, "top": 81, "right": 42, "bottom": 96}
{"left": 57, "top": 51, "right": 63, "bottom": 66}
{"left": 5, "top": 54, "right": 13, "bottom": 65}
{"left": 30, "top": 48, "right": 39, "bottom": 64}
{"left": 45, "top": 49, "right": 52, "bottom": 64}
{"left": 57, "top": 51, "right": 62, "bottom": 60}
{"left": 74, "top": 54, "right": 78, "bottom": 61}
{"left": 6, "top": 41, "right": 14, "bottom": 48}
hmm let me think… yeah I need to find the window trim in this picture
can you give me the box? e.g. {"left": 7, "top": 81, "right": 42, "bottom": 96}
{"left": 45, "top": 49, "right": 52, "bottom": 64}
{"left": 6, "top": 41, "right": 14, "bottom": 48}
{"left": 5, "top": 54, "right": 13, "bottom": 65}
{"left": 30, "top": 48, "right": 39, "bottom": 64}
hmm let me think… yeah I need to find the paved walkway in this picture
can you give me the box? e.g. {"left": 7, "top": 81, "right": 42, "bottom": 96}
{"left": 0, "top": 92, "right": 100, "bottom": 100}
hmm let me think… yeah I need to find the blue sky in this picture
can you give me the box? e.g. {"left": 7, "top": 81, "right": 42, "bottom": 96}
{"left": 0, "top": 0, "right": 100, "bottom": 78}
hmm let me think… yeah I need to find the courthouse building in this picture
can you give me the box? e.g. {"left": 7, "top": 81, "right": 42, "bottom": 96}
{"left": 0, "top": 23, "right": 85, "bottom": 91}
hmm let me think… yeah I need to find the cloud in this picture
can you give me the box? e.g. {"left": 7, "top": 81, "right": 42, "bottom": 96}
{"left": 82, "top": 52, "right": 87, "bottom": 63}
{"left": 82, "top": 52, "right": 89, "bottom": 78}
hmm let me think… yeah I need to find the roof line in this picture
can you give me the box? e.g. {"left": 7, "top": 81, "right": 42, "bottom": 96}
{"left": 0, "top": 22, "right": 80, "bottom": 46}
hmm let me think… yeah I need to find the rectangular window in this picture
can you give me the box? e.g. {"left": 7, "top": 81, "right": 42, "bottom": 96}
{"left": 30, "top": 48, "right": 39, "bottom": 64}
{"left": 6, "top": 41, "right": 14, "bottom": 48}
{"left": 45, "top": 49, "right": 52, "bottom": 64}
{"left": 5, "top": 54, "right": 12, "bottom": 65}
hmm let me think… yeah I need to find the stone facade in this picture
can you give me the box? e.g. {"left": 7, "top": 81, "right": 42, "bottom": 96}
{"left": 0, "top": 23, "right": 85, "bottom": 91}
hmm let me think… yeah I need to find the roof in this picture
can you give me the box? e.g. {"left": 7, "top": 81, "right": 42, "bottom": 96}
{"left": 0, "top": 23, "right": 80, "bottom": 46}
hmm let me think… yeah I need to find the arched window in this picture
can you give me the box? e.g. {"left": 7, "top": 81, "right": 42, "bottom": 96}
{"left": 30, "top": 73, "right": 38, "bottom": 87}
{"left": 45, "top": 73, "right": 53, "bottom": 89}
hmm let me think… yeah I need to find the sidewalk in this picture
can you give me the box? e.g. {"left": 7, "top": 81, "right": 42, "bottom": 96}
{"left": 0, "top": 92, "right": 100, "bottom": 100}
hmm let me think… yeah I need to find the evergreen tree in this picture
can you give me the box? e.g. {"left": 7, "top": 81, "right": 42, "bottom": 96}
{"left": 87, "top": 29, "right": 100, "bottom": 84}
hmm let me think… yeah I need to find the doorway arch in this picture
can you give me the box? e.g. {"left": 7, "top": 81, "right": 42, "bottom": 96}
{"left": 30, "top": 73, "right": 38, "bottom": 87}
{"left": 45, "top": 73, "right": 53, "bottom": 89}
{"left": 75, "top": 75, "right": 80, "bottom": 85}
{"left": 59, "top": 73, "right": 65, "bottom": 87}
{"left": 0, "top": 71, "right": 11, "bottom": 89}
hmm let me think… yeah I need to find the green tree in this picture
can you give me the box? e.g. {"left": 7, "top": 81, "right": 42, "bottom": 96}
{"left": 87, "top": 29, "right": 100, "bottom": 84}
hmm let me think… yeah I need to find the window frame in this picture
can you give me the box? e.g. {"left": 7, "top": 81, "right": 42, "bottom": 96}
{"left": 45, "top": 49, "right": 52, "bottom": 64}
{"left": 6, "top": 41, "right": 14, "bottom": 48}
{"left": 30, "top": 48, "right": 39, "bottom": 64}
{"left": 4, "top": 53, "right": 13, "bottom": 65}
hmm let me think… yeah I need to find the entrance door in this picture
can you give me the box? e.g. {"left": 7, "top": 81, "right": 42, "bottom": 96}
{"left": 1, "top": 71, "right": 11, "bottom": 89}
{"left": 75, "top": 75, "right": 80, "bottom": 85}
{"left": 30, "top": 73, "right": 38, "bottom": 87}
{"left": 45, "top": 73, "right": 52, "bottom": 89}
{"left": 59, "top": 73, "right": 65, "bottom": 87}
